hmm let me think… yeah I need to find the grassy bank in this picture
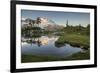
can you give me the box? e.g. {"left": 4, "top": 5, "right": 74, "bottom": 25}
{"left": 55, "top": 33, "right": 90, "bottom": 49}
{"left": 21, "top": 50, "right": 90, "bottom": 63}
{"left": 21, "top": 55, "right": 63, "bottom": 63}
{"left": 65, "top": 50, "right": 90, "bottom": 60}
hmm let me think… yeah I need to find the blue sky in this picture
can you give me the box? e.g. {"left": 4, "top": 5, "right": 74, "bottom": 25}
{"left": 21, "top": 10, "right": 90, "bottom": 27}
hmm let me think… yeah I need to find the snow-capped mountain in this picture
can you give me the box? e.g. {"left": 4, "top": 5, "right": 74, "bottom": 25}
{"left": 21, "top": 17, "right": 64, "bottom": 31}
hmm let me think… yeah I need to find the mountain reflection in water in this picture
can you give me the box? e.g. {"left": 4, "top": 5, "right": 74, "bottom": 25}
{"left": 21, "top": 36, "right": 84, "bottom": 58}
{"left": 22, "top": 36, "right": 59, "bottom": 47}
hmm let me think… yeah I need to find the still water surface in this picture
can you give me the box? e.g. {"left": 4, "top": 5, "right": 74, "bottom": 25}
{"left": 21, "top": 36, "right": 84, "bottom": 58}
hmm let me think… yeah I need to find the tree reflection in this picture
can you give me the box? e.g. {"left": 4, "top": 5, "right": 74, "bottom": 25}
{"left": 54, "top": 42, "right": 65, "bottom": 48}
{"left": 23, "top": 33, "right": 50, "bottom": 47}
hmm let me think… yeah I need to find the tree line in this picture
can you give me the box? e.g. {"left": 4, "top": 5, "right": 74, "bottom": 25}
{"left": 62, "top": 23, "right": 90, "bottom": 35}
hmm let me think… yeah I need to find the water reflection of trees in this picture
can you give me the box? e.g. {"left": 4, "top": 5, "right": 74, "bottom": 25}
{"left": 54, "top": 42, "right": 65, "bottom": 48}
{"left": 22, "top": 33, "right": 49, "bottom": 47}
{"left": 24, "top": 37, "right": 42, "bottom": 47}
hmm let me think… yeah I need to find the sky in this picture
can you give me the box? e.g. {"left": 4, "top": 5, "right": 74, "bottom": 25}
{"left": 21, "top": 10, "right": 90, "bottom": 27}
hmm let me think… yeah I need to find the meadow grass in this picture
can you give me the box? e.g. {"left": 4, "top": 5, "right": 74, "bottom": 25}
{"left": 55, "top": 33, "right": 90, "bottom": 49}
{"left": 21, "top": 55, "right": 63, "bottom": 63}
{"left": 22, "top": 50, "right": 90, "bottom": 63}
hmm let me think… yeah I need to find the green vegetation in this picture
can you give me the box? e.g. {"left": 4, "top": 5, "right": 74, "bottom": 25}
{"left": 55, "top": 23, "right": 90, "bottom": 49}
{"left": 65, "top": 50, "right": 90, "bottom": 60}
{"left": 64, "top": 23, "right": 90, "bottom": 36}
{"left": 22, "top": 50, "right": 90, "bottom": 63}
{"left": 55, "top": 33, "right": 90, "bottom": 49}
{"left": 21, "top": 54, "right": 63, "bottom": 63}
{"left": 22, "top": 27, "right": 42, "bottom": 37}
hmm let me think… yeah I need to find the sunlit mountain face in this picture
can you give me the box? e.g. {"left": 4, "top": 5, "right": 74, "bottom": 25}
{"left": 21, "top": 17, "right": 64, "bottom": 31}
